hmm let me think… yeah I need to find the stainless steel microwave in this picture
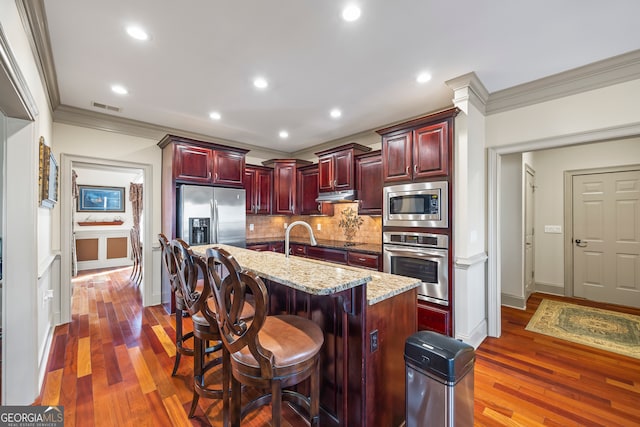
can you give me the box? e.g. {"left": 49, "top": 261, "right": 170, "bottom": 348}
{"left": 383, "top": 181, "right": 448, "bottom": 228}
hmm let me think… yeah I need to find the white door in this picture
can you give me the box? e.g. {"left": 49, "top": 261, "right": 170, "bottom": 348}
{"left": 573, "top": 170, "right": 640, "bottom": 308}
{"left": 524, "top": 167, "right": 535, "bottom": 296}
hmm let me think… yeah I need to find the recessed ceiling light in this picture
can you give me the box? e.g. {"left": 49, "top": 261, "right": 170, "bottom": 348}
{"left": 126, "top": 26, "right": 149, "bottom": 41}
{"left": 253, "top": 77, "right": 268, "bottom": 89}
{"left": 416, "top": 72, "right": 432, "bottom": 84}
{"left": 111, "top": 84, "right": 128, "bottom": 95}
{"left": 209, "top": 111, "right": 221, "bottom": 120}
{"left": 342, "top": 5, "right": 361, "bottom": 22}
{"left": 330, "top": 108, "right": 342, "bottom": 118}
{"left": 279, "top": 130, "right": 289, "bottom": 139}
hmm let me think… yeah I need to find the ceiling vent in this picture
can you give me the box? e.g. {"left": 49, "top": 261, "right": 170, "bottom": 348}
{"left": 91, "top": 101, "right": 121, "bottom": 113}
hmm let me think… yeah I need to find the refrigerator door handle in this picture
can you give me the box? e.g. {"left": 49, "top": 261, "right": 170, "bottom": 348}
{"left": 213, "top": 199, "right": 219, "bottom": 244}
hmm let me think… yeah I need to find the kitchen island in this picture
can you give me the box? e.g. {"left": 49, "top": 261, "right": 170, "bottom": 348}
{"left": 192, "top": 243, "right": 420, "bottom": 427}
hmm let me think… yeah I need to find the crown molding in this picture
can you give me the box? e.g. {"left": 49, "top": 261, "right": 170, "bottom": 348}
{"left": 53, "top": 104, "right": 290, "bottom": 157}
{"left": 486, "top": 49, "right": 640, "bottom": 114}
{"left": 0, "top": 21, "right": 38, "bottom": 120}
{"left": 15, "top": 0, "right": 60, "bottom": 112}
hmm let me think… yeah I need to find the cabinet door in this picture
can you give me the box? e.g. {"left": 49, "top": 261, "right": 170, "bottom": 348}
{"left": 382, "top": 131, "right": 412, "bottom": 183}
{"left": 255, "top": 168, "right": 272, "bottom": 214}
{"left": 247, "top": 243, "right": 270, "bottom": 252}
{"left": 413, "top": 121, "right": 449, "bottom": 179}
{"left": 213, "top": 150, "right": 245, "bottom": 187}
{"left": 417, "top": 303, "right": 451, "bottom": 336}
{"left": 333, "top": 150, "right": 354, "bottom": 190}
{"left": 244, "top": 168, "right": 257, "bottom": 214}
{"left": 356, "top": 153, "right": 382, "bottom": 215}
{"left": 318, "top": 156, "right": 334, "bottom": 192}
{"left": 175, "top": 144, "right": 212, "bottom": 183}
{"left": 273, "top": 162, "right": 296, "bottom": 215}
{"left": 298, "top": 166, "right": 321, "bottom": 215}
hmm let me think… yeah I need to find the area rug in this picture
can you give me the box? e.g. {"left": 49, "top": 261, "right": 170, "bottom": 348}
{"left": 525, "top": 299, "right": 640, "bottom": 359}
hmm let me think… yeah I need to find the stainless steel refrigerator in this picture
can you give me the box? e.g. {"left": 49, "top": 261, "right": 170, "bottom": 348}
{"left": 177, "top": 185, "right": 246, "bottom": 247}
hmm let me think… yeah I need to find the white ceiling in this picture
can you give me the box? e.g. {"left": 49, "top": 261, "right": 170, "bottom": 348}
{"left": 43, "top": 1, "right": 640, "bottom": 152}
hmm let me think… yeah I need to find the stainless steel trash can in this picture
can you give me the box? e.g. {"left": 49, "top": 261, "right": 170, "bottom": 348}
{"left": 404, "top": 331, "right": 475, "bottom": 427}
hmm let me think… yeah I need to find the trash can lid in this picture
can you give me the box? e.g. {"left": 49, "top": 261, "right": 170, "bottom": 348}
{"left": 404, "top": 331, "right": 475, "bottom": 382}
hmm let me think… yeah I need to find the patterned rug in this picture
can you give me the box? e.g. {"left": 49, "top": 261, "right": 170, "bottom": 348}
{"left": 525, "top": 299, "right": 640, "bottom": 359}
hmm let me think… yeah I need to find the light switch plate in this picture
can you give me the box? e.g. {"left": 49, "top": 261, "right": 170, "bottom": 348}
{"left": 317, "top": 223, "right": 322, "bottom": 231}
{"left": 249, "top": 223, "right": 254, "bottom": 231}
{"left": 544, "top": 225, "right": 562, "bottom": 233}
{"left": 283, "top": 222, "right": 288, "bottom": 229}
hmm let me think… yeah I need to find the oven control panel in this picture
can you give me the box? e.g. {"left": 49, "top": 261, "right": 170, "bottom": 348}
{"left": 383, "top": 232, "right": 448, "bottom": 249}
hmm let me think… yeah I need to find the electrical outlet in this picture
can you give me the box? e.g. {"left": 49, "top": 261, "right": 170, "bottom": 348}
{"left": 370, "top": 330, "right": 379, "bottom": 353}
{"left": 249, "top": 223, "right": 254, "bottom": 231}
{"left": 317, "top": 223, "right": 322, "bottom": 231}
{"left": 283, "top": 222, "right": 288, "bottom": 229}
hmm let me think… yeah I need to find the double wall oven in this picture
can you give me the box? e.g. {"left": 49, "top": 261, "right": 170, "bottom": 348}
{"left": 383, "top": 181, "right": 450, "bottom": 307}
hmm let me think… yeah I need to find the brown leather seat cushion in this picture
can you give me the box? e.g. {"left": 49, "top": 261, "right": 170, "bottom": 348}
{"left": 233, "top": 315, "right": 324, "bottom": 369}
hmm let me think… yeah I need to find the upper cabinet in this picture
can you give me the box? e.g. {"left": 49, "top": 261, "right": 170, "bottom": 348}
{"left": 161, "top": 135, "right": 248, "bottom": 188}
{"left": 377, "top": 108, "right": 458, "bottom": 183}
{"left": 355, "top": 151, "right": 382, "bottom": 215}
{"left": 315, "top": 143, "right": 371, "bottom": 193}
{"left": 245, "top": 165, "right": 273, "bottom": 215}
{"left": 262, "top": 159, "right": 312, "bottom": 215}
{"left": 297, "top": 164, "right": 334, "bottom": 216}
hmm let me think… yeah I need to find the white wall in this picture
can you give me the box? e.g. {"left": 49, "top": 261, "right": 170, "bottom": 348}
{"left": 53, "top": 123, "right": 161, "bottom": 238}
{"left": 486, "top": 79, "right": 640, "bottom": 148}
{"left": 1, "top": 1, "right": 56, "bottom": 405}
{"left": 531, "top": 137, "right": 640, "bottom": 289}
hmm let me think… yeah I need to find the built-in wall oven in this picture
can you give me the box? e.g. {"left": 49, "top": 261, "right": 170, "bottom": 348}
{"left": 383, "top": 231, "right": 449, "bottom": 306}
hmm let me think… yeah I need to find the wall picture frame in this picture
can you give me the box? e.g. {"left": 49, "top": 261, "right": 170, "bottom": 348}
{"left": 77, "top": 185, "right": 125, "bottom": 212}
{"left": 39, "top": 137, "right": 58, "bottom": 209}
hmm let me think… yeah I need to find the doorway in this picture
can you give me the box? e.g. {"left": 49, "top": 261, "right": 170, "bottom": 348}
{"left": 59, "top": 155, "right": 154, "bottom": 325}
{"left": 568, "top": 167, "right": 640, "bottom": 308}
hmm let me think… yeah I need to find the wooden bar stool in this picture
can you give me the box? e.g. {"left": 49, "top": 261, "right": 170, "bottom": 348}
{"left": 206, "top": 247, "right": 324, "bottom": 427}
{"left": 171, "top": 238, "right": 225, "bottom": 417}
{"left": 158, "top": 234, "right": 194, "bottom": 376}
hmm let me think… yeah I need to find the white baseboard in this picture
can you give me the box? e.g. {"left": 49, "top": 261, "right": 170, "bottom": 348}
{"left": 501, "top": 293, "right": 527, "bottom": 310}
{"left": 455, "top": 318, "right": 487, "bottom": 349}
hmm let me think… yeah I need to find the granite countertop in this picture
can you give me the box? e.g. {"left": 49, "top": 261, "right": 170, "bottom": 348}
{"left": 247, "top": 236, "right": 382, "bottom": 255}
{"left": 192, "top": 243, "right": 371, "bottom": 296}
{"left": 192, "top": 243, "right": 420, "bottom": 305}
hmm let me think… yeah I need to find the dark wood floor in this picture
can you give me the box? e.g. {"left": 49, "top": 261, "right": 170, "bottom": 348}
{"left": 36, "top": 267, "right": 640, "bottom": 426}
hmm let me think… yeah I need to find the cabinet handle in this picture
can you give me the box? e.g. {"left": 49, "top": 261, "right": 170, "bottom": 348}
{"left": 358, "top": 257, "right": 366, "bottom": 262}
{"left": 208, "top": 171, "right": 212, "bottom": 179}
{"left": 214, "top": 172, "right": 218, "bottom": 181}
{"left": 318, "top": 203, "right": 321, "bottom": 212}
{"left": 406, "top": 166, "right": 410, "bottom": 174}
{"left": 414, "top": 164, "right": 418, "bottom": 173}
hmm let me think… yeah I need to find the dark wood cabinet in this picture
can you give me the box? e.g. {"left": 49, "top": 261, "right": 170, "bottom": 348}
{"left": 247, "top": 242, "right": 284, "bottom": 253}
{"left": 315, "top": 143, "right": 370, "bottom": 192}
{"left": 212, "top": 150, "right": 245, "bottom": 186}
{"left": 244, "top": 165, "right": 272, "bottom": 215}
{"left": 355, "top": 151, "right": 382, "bottom": 215}
{"left": 347, "top": 251, "right": 381, "bottom": 271}
{"left": 417, "top": 302, "right": 451, "bottom": 335}
{"left": 173, "top": 141, "right": 245, "bottom": 187}
{"left": 377, "top": 108, "right": 458, "bottom": 183}
{"left": 262, "top": 159, "right": 312, "bottom": 215}
{"left": 297, "top": 165, "right": 334, "bottom": 216}
{"left": 174, "top": 144, "right": 213, "bottom": 183}
{"left": 306, "top": 246, "right": 348, "bottom": 265}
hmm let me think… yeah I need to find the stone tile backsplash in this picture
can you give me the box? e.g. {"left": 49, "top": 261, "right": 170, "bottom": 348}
{"left": 246, "top": 202, "right": 382, "bottom": 245}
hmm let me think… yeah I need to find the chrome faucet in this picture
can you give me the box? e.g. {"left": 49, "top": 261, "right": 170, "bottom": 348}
{"left": 285, "top": 221, "right": 317, "bottom": 258}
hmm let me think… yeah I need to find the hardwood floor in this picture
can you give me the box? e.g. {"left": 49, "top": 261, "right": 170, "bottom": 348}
{"left": 36, "top": 268, "right": 640, "bottom": 426}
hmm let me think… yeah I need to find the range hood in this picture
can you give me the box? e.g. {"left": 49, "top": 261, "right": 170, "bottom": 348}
{"left": 316, "top": 189, "right": 357, "bottom": 203}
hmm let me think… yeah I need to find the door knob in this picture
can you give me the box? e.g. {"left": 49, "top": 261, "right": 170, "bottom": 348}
{"left": 575, "top": 239, "right": 587, "bottom": 247}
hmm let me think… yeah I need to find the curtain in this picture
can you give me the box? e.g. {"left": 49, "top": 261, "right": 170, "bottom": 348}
{"left": 129, "top": 183, "right": 143, "bottom": 231}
